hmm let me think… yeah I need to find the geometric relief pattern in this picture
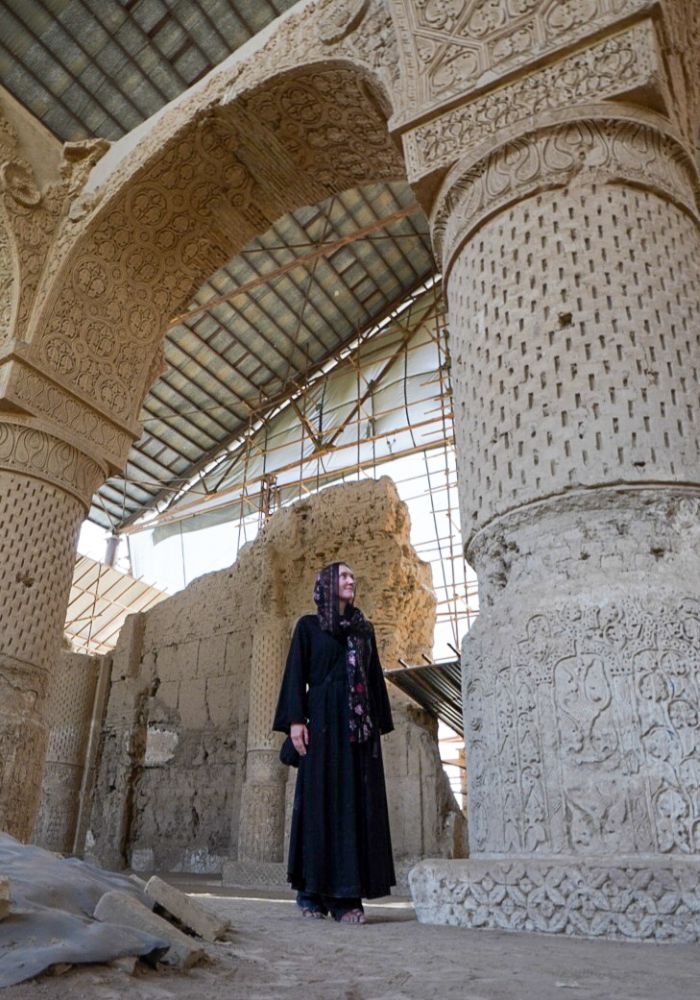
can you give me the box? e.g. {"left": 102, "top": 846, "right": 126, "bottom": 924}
{"left": 33, "top": 654, "right": 101, "bottom": 853}
{"left": 411, "top": 857, "right": 700, "bottom": 942}
{"left": 466, "top": 599, "right": 700, "bottom": 858}
{"left": 0, "top": 473, "right": 82, "bottom": 670}
{"left": 391, "top": 0, "right": 652, "bottom": 124}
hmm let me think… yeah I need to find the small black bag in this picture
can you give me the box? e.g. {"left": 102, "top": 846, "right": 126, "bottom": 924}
{"left": 279, "top": 735, "right": 300, "bottom": 768}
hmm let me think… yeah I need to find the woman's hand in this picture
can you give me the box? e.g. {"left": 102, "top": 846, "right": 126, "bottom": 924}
{"left": 290, "top": 722, "right": 309, "bottom": 756}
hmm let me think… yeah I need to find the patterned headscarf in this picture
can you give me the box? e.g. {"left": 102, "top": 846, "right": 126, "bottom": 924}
{"left": 314, "top": 562, "right": 374, "bottom": 745}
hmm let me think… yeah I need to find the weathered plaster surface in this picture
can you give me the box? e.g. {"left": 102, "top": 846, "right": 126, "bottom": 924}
{"left": 86, "top": 478, "right": 465, "bottom": 875}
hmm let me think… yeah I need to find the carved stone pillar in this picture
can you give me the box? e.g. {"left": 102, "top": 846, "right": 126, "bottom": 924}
{"left": 236, "top": 619, "right": 289, "bottom": 865}
{"left": 0, "top": 423, "right": 104, "bottom": 838}
{"left": 0, "top": 104, "right": 119, "bottom": 838}
{"left": 395, "top": 5, "right": 700, "bottom": 940}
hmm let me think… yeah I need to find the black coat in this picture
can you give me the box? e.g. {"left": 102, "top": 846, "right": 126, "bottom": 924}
{"left": 273, "top": 613, "right": 396, "bottom": 899}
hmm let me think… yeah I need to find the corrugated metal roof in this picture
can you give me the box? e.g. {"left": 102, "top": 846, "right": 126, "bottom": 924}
{"left": 0, "top": 1, "right": 436, "bottom": 531}
{"left": 384, "top": 660, "right": 463, "bottom": 736}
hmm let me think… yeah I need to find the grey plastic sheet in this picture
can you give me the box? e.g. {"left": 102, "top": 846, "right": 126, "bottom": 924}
{"left": 0, "top": 833, "right": 168, "bottom": 988}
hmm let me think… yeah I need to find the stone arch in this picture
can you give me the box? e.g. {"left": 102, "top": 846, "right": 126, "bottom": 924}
{"left": 29, "top": 51, "right": 410, "bottom": 472}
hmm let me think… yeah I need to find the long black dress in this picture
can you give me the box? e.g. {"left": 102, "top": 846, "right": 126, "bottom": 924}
{"left": 273, "top": 613, "right": 396, "bottom": 900}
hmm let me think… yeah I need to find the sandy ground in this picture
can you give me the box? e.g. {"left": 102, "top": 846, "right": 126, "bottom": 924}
{"left": 2, "top": 879, "right": 697, "bottom": 1000}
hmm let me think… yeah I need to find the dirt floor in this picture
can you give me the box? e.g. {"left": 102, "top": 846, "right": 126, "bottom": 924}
{"left": 2, "top": 880, "right": 697, "bottom": 1000}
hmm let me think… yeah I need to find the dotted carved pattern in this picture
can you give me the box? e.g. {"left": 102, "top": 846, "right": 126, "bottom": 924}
{"left": 466, "top": 598, "right": 700, "bottom": 858}
{"left": 414, "top": 858, "right": 700, "bottom": 941}
{"left": 248, "top": 627, "right": 289, "bottom": 751}
{"left": 33, "top": 655, "right": 99, "bottom": 852}
{"left": 433, "top": 117, "right": 700, "bottom": 271}
{"left": 449, "top": 181, "right": 700, "bottom": 539}
{"left": 44, "top": 656, "right": 99, "bottom": 765}
{"left": 390, "top": 0, "right": 649, "bottom": 123}
{"left": 0, "top": 472, "right": 82, "bottom": 671}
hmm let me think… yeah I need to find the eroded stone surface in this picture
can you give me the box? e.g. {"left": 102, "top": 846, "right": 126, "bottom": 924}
{"left": 145, "top": 876, "right": 229, "bottom": 942}
{"left": 410, "top": 857, "right": 700, "bottom": 942}
{"left": 93, "top": 891, "right": 205, "bottom": 969}
{"left": 86, "top": 478, "right": 465, "bottom": 875}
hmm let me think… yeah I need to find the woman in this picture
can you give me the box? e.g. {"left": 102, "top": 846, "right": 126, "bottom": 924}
{"left": 273, "top": 561, "right": 396, "bottom": 923}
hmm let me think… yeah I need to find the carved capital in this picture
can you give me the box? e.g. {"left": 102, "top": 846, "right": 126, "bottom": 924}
{"left": 401, "top": 20, "right": 671, "bottom": 183}
{"left": 0, "top": 348, "right": 139, "bottom": 472}
{"left": 389, "top": 0, "right": 658, "bottom": 130}
{"left": 432, "top": 113, "right": 700, "bottom": 273}
{"left": 0, "top": 418, "right": 106, "bottom": 508}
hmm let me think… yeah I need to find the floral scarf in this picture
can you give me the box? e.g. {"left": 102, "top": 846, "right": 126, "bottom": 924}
{"left": 313, "top": 562, "right": 374, "bottom": 745}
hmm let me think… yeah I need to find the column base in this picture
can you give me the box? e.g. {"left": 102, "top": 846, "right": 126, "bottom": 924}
{"left": 409, "top": 857, "right": 700, "bottom": 942}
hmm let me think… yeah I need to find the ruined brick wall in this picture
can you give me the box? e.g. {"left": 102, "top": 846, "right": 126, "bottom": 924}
{"left": 86, "top": 477, "right": 466, "bottom": 873}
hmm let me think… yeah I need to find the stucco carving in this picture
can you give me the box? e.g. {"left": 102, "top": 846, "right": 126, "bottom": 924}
{"left": 658, "top": 0, "right": 700, "bottom": 144}
{"left": 432, "top": 116, "right": 700, "bottom": 270}
{"left": 410, "top": 857, "right": 700, "bottom": 942}
{"left": 4, "top": 363, "right": 134, "bottom": 468}
{"left": 466, "top": 593, "right": 700, "bottom": 857}
{"left": 0, "top": 469, "right": 86, "bottom": 839}
{"left": 389, "top": 0, "right": 654, "bottom": 125}
{"left": 0, "top": 420, "right": 105, "bottom": 506}
{"left": 317, "top": 0, "right": 370, "bottom": 44}
{"left": 402, "top": 20, "right": 663, "bottom": 178}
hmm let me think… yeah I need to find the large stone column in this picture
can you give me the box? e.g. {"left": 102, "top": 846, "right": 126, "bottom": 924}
{"left": 0, "top": 424, "right": 104, "bottom": 838}
{"left": 0, "top": 100, "right": 128, "bottom": 838}
{"left": 397, "top": 7, "right": 700, "bottom": 940}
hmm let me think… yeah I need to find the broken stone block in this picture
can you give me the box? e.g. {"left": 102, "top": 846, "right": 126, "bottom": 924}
{"left": 145, "top": 876, "right": 229, "bottom": 942}
{"left": 93, "top": 890, "right": 205, "bottom": 969}
{"left": 0, "top": 878, "right": 9, "bottom": 920}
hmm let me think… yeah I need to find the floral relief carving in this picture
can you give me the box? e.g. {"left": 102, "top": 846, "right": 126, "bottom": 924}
{"left": 317, "top": 0, "right": 369, "bottom": 44}
{"left": 465, "top": 598, "right": 700, "bottom": 859}
{"left": 412, "top": 858, "right": 700, "bottom": 941}
{"left": 0, "top": 162, "right": 41, "bottom": 208}
{"left": 404, "top": 21, "right": 658, "bottom": 177}
{"left": 8, "top": 364, "right": 131, "bottom": 466}
{"left": 656, "top": 0, "right": 700, "bottom": 144}
{"left": 431, "top": 117, "right": 699, "bottom": 269}
{"left": 0, "top": 420, "right": 105, "bottom": 505}
{"left": 390, "top": 0, "right": 654, "bottom": 122}
{"left": 240, "top": 67, "right": 404, "bottom": 190}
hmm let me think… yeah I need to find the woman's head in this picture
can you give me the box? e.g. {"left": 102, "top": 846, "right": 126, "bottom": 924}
{"left": 313, "top": 561, "right": 355, "bottom": 631}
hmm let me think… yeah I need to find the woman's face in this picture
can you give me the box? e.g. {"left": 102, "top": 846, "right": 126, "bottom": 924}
{"left": 338, "top": 564, "right": 356, "bottom": 604}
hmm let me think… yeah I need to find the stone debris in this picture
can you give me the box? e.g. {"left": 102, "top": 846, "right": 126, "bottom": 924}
{"left": 94, "top": 890, "right": 206, "bottom": 969}
{"left": 145, "top": 875, "right": 229, "bottom": 942}
{"left": 0, "top": 834, "right": 169, "bottom": 989}
{"left": 0, "top": 877, "right": 9, "bottom": 920}
{"left": 109, "top": 955, "right": 140, "bottom": 975}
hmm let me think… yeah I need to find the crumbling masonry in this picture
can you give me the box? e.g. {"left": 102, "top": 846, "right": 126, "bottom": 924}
{"left": 0, "top": 0, "right": 699, "bottom": 940}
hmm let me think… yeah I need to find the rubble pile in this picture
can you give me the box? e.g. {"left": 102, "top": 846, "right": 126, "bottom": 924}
{"left": 0, "top": 834, "right": 229, "bottom": 987}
